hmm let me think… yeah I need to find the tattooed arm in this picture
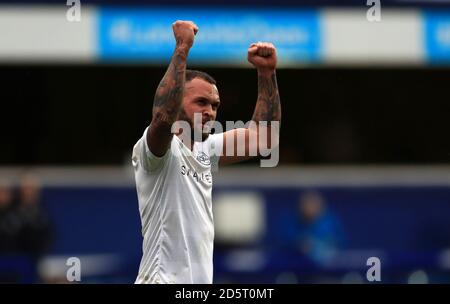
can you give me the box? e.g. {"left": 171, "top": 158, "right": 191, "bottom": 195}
{"left": 147, "top": 20, "right": 198, "bottom": 157}
{"left": 220, "top": 42, "right": 281, "bottom": 165}
{"left": 251, "top": 65, "right": 281, "bottom": 132}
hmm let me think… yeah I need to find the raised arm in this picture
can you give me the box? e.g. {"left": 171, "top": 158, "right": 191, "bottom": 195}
{"left": 147, "top": 21, "right": 198, "bottom": 157}
{"left": 250, "top": 42, "right": 281, "bottom": 130}
{"left": 220, "top": 42, "right": 281, "bottom": 165}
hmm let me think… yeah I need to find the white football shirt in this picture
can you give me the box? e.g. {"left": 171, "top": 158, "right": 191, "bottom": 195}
{"left": 132, "top": 127, "right": 223, "bottom": 284}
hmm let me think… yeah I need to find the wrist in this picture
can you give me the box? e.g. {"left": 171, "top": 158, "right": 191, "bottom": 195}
{"left": 257, "top": 68, "right": 276, "bottom": 77}
{"left": 175, "top": 43, "right": 191, "bottom": 57}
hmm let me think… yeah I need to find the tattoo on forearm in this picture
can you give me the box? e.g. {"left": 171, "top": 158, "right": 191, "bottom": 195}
{"left": 152, "top": 51, "right": 187, "bottom": 122}
{"left": 252, "top": 72, "right": 281, "bottom": 124}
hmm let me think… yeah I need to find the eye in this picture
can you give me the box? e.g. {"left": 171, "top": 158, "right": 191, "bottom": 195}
{"left": 197, "top": 99, "right": 207, "bottom": 105}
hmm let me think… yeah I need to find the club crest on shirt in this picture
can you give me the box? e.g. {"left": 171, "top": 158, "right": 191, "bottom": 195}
{"left": 196, "top": 152, "right": 211, "bottom": 166}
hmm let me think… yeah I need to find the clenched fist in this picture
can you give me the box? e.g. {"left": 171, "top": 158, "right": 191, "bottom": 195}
{"left": 247, "top": 42, "right": 277, "bottom": 73}
{"left": 173, "top": 20, "right": 198, "bottom": 51}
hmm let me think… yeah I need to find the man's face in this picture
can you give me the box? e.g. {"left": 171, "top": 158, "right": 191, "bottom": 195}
{"left": 299, "top": 193, "right": 324, "bottom": 223}
{"left": 179, "top": 78, "right": 220, "bottom": 141}
{"left": 0, "top": 184, "right": 12, "bottom": 209}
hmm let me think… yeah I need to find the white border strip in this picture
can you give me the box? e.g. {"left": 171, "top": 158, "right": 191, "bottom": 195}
{"left": 0, "top": 5, "right": 96, "bottom": 63}
{"left": 0, "top": 166, "right": 449, "bottom": 187}
{"left": 322, "top": 8, "right": 424, "bottom": 65}
{"left": 0, "top": 6, "right": 430, "bottom": 65}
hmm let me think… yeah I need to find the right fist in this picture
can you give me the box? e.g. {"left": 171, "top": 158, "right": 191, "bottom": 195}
{"left": 172, "top": 20, "right": 198, "bottom": 50}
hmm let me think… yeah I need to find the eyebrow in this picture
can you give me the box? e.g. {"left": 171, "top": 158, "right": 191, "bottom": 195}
{"left": 194, "top": 95, "right": 220, "bottom": 104}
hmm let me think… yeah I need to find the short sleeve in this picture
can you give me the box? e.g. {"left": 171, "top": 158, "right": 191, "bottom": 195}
{"left": 132, "top": 127, "right": 169, "bottom": 173}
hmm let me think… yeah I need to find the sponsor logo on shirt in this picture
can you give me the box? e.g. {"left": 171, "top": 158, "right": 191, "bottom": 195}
{"left": 181, "top": 165, "right": 212, "bottom": 184}
{"left": 196, "top": 152, "right": 211, "bottom": 166}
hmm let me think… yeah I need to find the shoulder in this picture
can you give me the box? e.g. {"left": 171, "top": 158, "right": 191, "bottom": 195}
{"left": 133, "top": 127, "right": 177, "bottom": 172}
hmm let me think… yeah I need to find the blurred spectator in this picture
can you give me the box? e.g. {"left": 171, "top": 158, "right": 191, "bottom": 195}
{"left": 15, "top": 174, "right": 53, "bottom": 258}
{"left": 0, "top": 179, "right": 21, "bottom": 253}
{"left": 293, "top": 191, "right": 346, "bottom": 265}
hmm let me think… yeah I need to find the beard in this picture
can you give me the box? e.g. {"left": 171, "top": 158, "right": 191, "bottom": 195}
{"left": 178, "top": 109, "right": 210, "bottom": 142}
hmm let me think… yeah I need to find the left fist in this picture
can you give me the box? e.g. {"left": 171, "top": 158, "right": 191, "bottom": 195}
{"left": 247, "top": 42, "right": 277, "bottom": 72}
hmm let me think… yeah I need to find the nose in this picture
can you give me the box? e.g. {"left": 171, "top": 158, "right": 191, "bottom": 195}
{"left": 203, "top": 104, "right": 213, "bottom": 120}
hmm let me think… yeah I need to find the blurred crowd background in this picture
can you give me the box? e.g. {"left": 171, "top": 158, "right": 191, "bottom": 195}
{"left": 0, "top": 0, "right": 449, "bottom": 283}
